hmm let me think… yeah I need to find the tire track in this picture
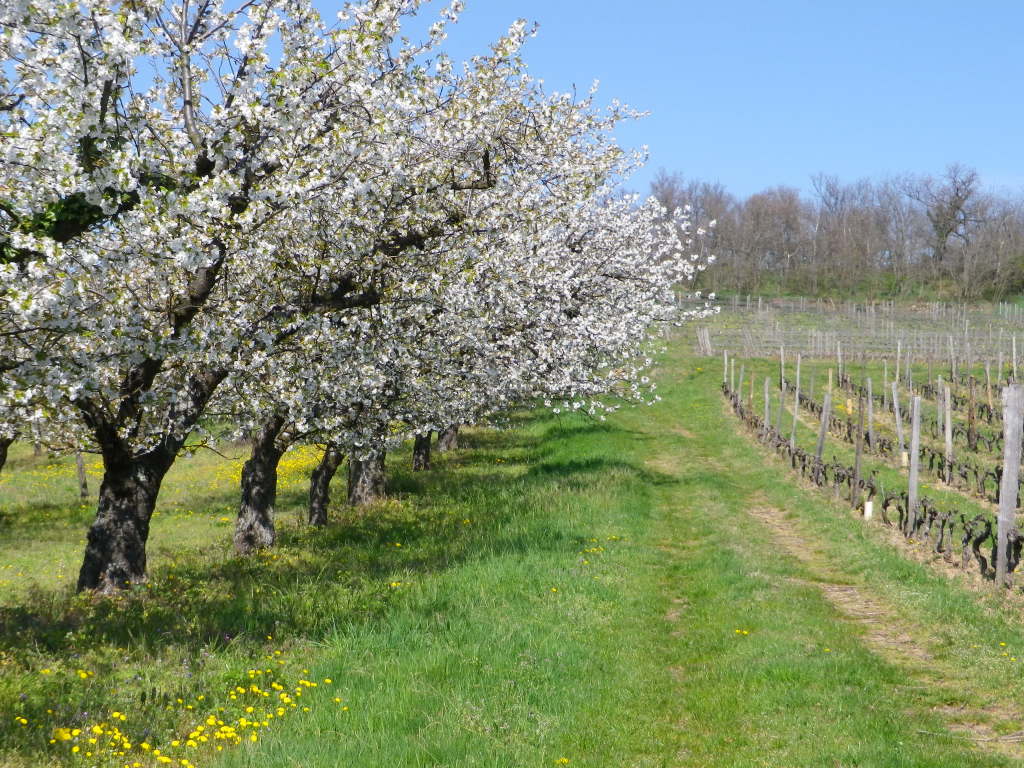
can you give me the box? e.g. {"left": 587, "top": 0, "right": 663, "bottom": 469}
{"left": 749, "top": 502, "right": 1024, "bottom": 762}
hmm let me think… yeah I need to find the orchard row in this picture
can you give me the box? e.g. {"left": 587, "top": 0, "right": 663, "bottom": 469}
{"left": 0, "top": 1, "right": 712, "bottom": 592}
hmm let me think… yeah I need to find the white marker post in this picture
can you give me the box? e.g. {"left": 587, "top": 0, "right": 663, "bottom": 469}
{"left": 996, "top": 384, "right": 1024, "bottom": 589}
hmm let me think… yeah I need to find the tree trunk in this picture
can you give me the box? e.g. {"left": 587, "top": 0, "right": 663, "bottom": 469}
{"left": 74, "top": 350, "right": 229, "bottom": 593}
{"left": 308, "top": 444, "right": 345, "bottom": 526}
{"left": 348, "top": 449, "right": 386, "bottom": 505}
{"left": 234, "top": 413, "right": 288, "bottom": 556}
{"left": 75, "top": 451, "right": 89, "bottom": 499}
{"left": 77, "top": 458, "right": 165, "bottom": 593}
{"left": 412, "top": 432, "right": 431, "bottom": 471}
{"left": 0, "top": 434, "right": 14, "bottom": 475}
{"left": 436, "top": 425, "right": 459, "bottom": 452}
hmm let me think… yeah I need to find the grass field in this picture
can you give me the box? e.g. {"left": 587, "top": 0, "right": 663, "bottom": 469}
{"left": 5, "top": 339, "right": 1024, "bottom": 766}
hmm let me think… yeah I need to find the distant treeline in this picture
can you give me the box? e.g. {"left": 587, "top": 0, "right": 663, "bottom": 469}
{"left": 652, "top": 164, "right": 1024, "bottom": 300}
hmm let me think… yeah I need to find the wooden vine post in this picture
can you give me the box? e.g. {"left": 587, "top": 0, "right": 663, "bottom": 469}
{"left": 967, "top": 376, "right": 978, "bottom": 451}
{"left": 906, "top": 396, "right": 922, "bottom": 537}
{"left": 883, "top": 360, "right": 889, "bottom": 412}
{"left": 943, "top": 384, "right": 953, "bottom": 484}
{"left": 852, "top": 392, "right": 865, "bottom": 510}
{"left": 866, "top": 377, "right": 875, "bottom": 449}
{"left": 776, "top": 347, "right": 785, "bottom": 432}
{"left": 815, "top": 391, "right": 832, "bottom": 463}
{"left": 996, "top": 383, "right": 1024, "bottom": 589}
{"left": 948, "top": 334, "right": 956, "bottom": 383}
{"left": 986, "top": 361, "right": 994, "bottom": 410}
{"left": 895, "top": 340, "right": 901, "bottom": 387}
{"left": 763, "top": 377, "right": 771, "bottom": 437}
{"left": 891, "top": 382, "right": 906, "bottom": 465}
{"left": 790, "top": 354, "right": 801, "bottom": 451}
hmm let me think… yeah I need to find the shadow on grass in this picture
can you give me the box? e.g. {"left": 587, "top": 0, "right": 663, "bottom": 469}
{"left": 0, "top": 502, "right": 93, "bottom": 535}
{"left": 525, "top": 457, "right": 677, "bottom": 488}
{"left": 0, "top": 410, "right": 656, "bottom": 738}
{"left": 0, "top": 444, "right": 63, "bottom": 474}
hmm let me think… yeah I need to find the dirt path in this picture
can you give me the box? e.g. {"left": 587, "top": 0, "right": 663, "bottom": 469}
{"left": 749, "top": 502, "right": 1024, "bottom": 761}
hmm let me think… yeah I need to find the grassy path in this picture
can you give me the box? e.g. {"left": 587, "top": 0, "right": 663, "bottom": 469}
{"left": 210, "top": 352, "right": 1024, "bottom": 767}
{"left": 622, "top": 362, "right": 1009, "bottom": 767}
{"left": 7, "top": 344, "right": 1024, "bottom": 766}
{"left": 652, "top": 359, "right": 1024, "bottom": 766}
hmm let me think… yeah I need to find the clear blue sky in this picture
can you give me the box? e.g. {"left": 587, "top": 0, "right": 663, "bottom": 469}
{"left": 366, "top": 0, "right": 1024, "bottom": 200}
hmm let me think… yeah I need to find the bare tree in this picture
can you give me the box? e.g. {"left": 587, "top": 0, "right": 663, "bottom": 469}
{"left": 906, "top": 164, "right": 981, "bottom": 267}
{"left": 653, "top": 164, "right": 1024, "bottom": 299}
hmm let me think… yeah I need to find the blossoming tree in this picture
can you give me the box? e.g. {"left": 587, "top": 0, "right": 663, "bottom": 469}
{"left": 0, "top": 0, "right": 714, "bottom": 589}
{"left": 0, "top": 0, "right": 470, "bottom": 590}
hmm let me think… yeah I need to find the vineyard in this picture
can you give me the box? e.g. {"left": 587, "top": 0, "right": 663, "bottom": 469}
{"left": 704, "top": 298, "right": 1024, "bottom": 589}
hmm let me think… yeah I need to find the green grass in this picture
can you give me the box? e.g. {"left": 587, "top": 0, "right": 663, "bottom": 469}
{"left": 624, "top": 363, "right": 1014, "bottom": 767}
{"left": 3, "top": 342, "right": 1024, "bottom": 766}
{"left": 0, "top": 411, "right": 681, "bottom": 767}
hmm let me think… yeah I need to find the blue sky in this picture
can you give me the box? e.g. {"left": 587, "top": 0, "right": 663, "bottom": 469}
{"left": 365, "top": 0, "right": 1024, "bottom": 199}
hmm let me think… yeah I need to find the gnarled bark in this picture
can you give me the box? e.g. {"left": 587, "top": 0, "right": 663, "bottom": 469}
{"left": 308, "top": 444, "right": 345, "bottom": 526}
{"left": 0, "top": 434, "right": 14, "bottom": 475}
{"left": 412, "top": 431, "right": 431, "bottom": 471}
{"left": 75, "top": 367, "right": 229, "bottom": 592}
{"left": 348, "top": 449, "right": 386, "bottom": 505}
{"left": 234, "top": 412, "right": 289, "bottom": 555}
{"left": 436, "top": 424, "right": 459, "bottom": 452}
{"left": 77, "top": 457, "right": 165, "bottom": 593}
